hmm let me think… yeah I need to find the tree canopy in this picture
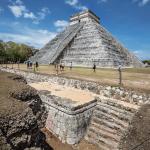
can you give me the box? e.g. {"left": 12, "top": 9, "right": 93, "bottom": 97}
{"left": 0, "top": 41, "right": 38, "bottom": 62}
{"left": 143, "top": 60, "right": 150, "bottom": 65}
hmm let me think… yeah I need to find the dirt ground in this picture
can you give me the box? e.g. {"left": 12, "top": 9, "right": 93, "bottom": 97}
{"left": 0, "top": 70, "right": 28, "bottom": 118}
{"left": 29, "top": 82, "right": 94, "bottom": 106}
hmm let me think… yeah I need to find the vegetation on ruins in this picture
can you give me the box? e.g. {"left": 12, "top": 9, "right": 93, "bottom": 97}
{"left": 0, "top": 40, "right": 39, "bottom": 62}
{"left": 143, "top": 60, "right": 150, "bottom": 65}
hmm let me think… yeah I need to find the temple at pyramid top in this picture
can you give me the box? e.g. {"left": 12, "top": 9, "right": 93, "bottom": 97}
{"left": 30, "top": 9, "right": 144, "bottom": 68}
{"left": 69, "top": 9, "right": 100, "bottom": 25}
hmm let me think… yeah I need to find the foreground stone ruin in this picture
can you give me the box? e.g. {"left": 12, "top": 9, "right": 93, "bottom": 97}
{"left": 30, "top": 9, "right": 144, "bottom": 68}
{"left": 1, "top": 67, "right": 149, "bottom": 150}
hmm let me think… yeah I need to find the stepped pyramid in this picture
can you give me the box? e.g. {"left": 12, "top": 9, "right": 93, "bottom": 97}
{"left": 30, "top": 10, "right": 144, "bottom": 68}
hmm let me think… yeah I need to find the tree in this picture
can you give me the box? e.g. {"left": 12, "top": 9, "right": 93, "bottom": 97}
{"left": 143, "top": 60, "right": 150, "bottom": 65}
{"left": 0, "top": 41, "right": 38, "bottom": 63}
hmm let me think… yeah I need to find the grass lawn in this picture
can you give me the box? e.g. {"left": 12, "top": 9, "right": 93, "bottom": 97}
{"left": 1, "top": 63, "right": 150, "bottom": 93}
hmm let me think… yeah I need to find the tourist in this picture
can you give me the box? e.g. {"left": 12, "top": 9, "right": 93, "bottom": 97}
{"left": 36, "top": 61, "right": 39, "bottom": 71}
{"left": 60, "top": 62, "right": 65, "bottom": 72}
{"left": 60, "top": 63, "right": 62, "bottom": 72}
{"left": 27, "top": 61, "right": 30, "bottom": 69}
{"left": 30, "top": 61, "right": 33, "bottom": 69}
{"left": 118, "top": 65, "right": 122, "bottom": 85}
{"left": 70, "top": 62, "right": 72, "bottom": 70}
{"left": 93, "top": 63, "right": 96, "bottom": 72}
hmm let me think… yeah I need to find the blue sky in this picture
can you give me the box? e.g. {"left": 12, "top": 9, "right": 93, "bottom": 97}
{"left": 0, "top": 0, "right": 150, "bottom": 60}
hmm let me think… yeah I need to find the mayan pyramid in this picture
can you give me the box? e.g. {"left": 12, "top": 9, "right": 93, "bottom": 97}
{"left": 30, "top": 9, "right": 143, "bottom": 67}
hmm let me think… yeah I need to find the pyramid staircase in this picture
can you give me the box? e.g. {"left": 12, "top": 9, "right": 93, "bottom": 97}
{"left": 85, "top": 97, "right": 139, "bottom": 150}
{"left": 30, "top": 23, "right": 84, "bottom": 64}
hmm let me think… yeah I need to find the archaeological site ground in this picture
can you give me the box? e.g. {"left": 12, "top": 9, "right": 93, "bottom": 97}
{"left": 0, "top": 9, "right": 150, "bottom": 150}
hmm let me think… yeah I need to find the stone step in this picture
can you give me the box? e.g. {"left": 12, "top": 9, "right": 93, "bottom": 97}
{"left": 92, "top": 116, "right": 125, "bottom": 133}
{"left": 94, "top": 109, "right": 129, "bottom": 128}
{"left": 85, "top": 134, "right": 111, "bottom": 150}
{"left": 94, "top": 113, "right": 127, "bottom": 131}
{"left": 95, "top": 104, "right": 133, "bottom": 122}
{"left": 91, "top": 122, "right": 121, "bottom": 138}
{"left": 96, "top": 97, "right": 139, "bottom": 112}
{"left": 86, "top": 129, "right": 119, "bottom": 150}
{"left": 89, "top": 124, "right": 121, "bottom": 142}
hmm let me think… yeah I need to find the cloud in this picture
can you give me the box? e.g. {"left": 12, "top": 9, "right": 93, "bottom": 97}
{"left": 133, "top": 50, "right": 150, "bottom": 60}
{"left": 8, "top": 5, "right": 26, "bottom": 17}
{"left": 0, "top": 7, "right": 4, "bottom": 14}
{"left": 24, "top": 12, "right": 36, "bottom": 19}
{"left": 66, "top": 0, "right": 78, "bottom": 6}
{"left": 98, "top": 0, "right": 108, "bottom": 3}
{"left": 133, "top": 0, "right": 150, "bottom": 6}
{"left": 0, "top": 23, "right": 56, "bottom": 48}
{"left": 54, "top": 20, "right": 69, "bottom": 32}
{"left": 65, "top": 0, "right": 87, "bottom": 11}
{"left": 8, "top": 0, "right": 50, "bottom": 24}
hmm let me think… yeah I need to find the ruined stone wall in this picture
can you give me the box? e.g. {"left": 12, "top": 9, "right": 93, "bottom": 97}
{"left": 0, "top": 68, "right": 149, "bottom": 147}
{"left": 0, "top": 68, "right": 149, "bottom": 106}
{"left": 39, "top": 92, "right": 96, "bottom": 144}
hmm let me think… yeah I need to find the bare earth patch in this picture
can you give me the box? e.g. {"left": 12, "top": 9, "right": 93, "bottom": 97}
{"left": 29, "top": 82, "right": 95, "bottom": 106}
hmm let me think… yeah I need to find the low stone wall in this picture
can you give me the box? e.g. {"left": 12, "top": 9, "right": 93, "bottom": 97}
{"left": 0, "top": 67, "right": 149, "bottom": 106}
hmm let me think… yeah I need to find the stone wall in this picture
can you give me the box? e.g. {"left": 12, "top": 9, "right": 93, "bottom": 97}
{"left": 0, "top": 67, "right": 149, "bottom": 106}
{"left": 39, "top": 91, "right": 96, "bottom": 144}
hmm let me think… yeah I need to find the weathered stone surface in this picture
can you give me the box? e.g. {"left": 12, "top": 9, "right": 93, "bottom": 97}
{"left": 0, "top": 72, "right": 49, "bottom": 150}
{"left": 1, "top": 68, "right": 149, "bottom": 106}
{"left": 30, "top": 10, "right": 144, "bottom": 68}
{"left": 1, "top": 68, "right": 150, "bottom": 148}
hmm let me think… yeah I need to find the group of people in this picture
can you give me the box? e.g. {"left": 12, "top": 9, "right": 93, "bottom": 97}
{"left": 26, "top": 60, "right": 97, "bottom": 74}
{"left": 55, "top": 63, "right": 65, "bottom": 75}
{"left": 27, "top": 61, "right": 39, "bottom": 71}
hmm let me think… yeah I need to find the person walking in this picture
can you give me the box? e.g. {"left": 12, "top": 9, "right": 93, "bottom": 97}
{"left": 27, "top": 61, "right": 30, "bottom": 69}
{"left": 93, "top": 63, "right": 96, "bottom": 72}
{"left": 70, "top": 62, "right": 72, "bottom": 70}
{"left": 35, "top": 61, "right": 39, "bottom": 71}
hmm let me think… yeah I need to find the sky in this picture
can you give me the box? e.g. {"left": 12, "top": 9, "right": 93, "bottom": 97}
{"left": 0, "top": 0, "right": 150, "bottom": 60}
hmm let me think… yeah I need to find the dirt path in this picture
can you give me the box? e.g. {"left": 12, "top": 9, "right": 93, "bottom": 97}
{"left": 29, "top": 82, "right": 95, "bottom": 106}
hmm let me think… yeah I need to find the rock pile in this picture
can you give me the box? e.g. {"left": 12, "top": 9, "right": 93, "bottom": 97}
{"left": 0, "top": 73, "right": 50, "bottom": 150}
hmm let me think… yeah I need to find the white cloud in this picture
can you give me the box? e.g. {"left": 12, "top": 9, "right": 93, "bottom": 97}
{"left": 98, "top": 0, "right": 108, "bottom": 3}
{"left": 0, "top": 23, "right": 56, "bottom": 48}
{"left": 133, "top": 50, "right": 150, "bottom": 60}
{"left": 66, "top": 0, "right": 78, "bottom": 6}
{"left": 15, "top": 0, "right": 23, "bottom": 5}
{"left": 140, "top": 0, "right": 150, "bottom": 5}
{"left": 8, "top": 0, "right": 50, "bottom": 24}
{"left": 133, "top": 0, "right": 150, "bottom": 6}
{"left": 54, "top": 20, "right": 69, "bottom": 32}
{"left": 0, "top": 7, "right": 4, "bottom": 14}
{"left": 65, "top": 0, "right": 87, "bottom": 11}
{"left": 24, "top": 12, "right": 36, "bottom": 19}
{"left": 8, "top": 5, "right": 26, "bottom": 17}
{"left": 35, "top": 7, "right": 51, "bottom": 23}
